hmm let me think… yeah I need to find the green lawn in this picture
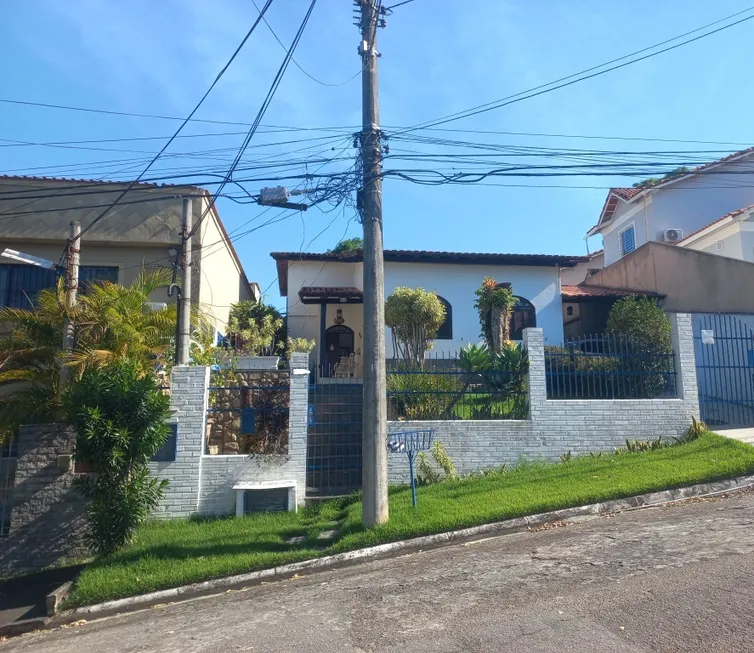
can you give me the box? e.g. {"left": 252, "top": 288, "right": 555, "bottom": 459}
{"left": 66, "top": 433, "right": 754, "bottom": 607}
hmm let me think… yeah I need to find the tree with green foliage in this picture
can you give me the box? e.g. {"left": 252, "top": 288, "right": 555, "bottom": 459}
{"left": 632, "top": 166, "right": 691, "bottom": 189}
{"left": 385, "top": 287, "right": 446, "bottom": 367}
{"left": 327, "top": 237, "right": 363, "bottom": 256}
{"left": 65, "top": 359, "right": 171, "bottom": 554}
{"left": 606, "top": 296, "right": 671, "bottom": 351}
{"left": 474, "top": 277, "right": 516, "bottom": 352}
{"left": 607, "top": 296, "right": 672, "bottom": 397}
{"left": 226, "top": 300, "right": 285, "bottom": 355}
{"left": 0, "top": 269, "right": 187, "bottom": 444}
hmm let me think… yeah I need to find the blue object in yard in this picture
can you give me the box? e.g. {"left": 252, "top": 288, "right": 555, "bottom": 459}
{"left": 240, "top": 407, "right": 257, "bottom": 435}
{"left": 387, "top": 429, "right": 434, "bottom": 507}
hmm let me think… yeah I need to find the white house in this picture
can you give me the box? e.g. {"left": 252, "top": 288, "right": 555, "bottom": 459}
{"left": 586, "top": 146, "right": 754, "bottom": 267}
{"left": 271, "top": 249, "right": 586, "bottom": 375}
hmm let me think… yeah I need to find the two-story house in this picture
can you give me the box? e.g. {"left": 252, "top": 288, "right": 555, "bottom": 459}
{"left": 272, "top": 248, "right": 586, "bottom": 375}
{"left": 0, "top": 175, "right": 255, "bottom": 335}
{"left": 587, "top": 146, "right": 754, "bottom": 267}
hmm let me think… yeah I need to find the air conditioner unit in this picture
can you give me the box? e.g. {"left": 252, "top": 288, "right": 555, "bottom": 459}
{"left": 662, "top": 228, "right": 683, "bottom": 243}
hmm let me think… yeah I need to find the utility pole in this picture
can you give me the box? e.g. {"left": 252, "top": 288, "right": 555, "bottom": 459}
{"left": 358, "top": 0, "right": 388, "bottom": 527}
{"left": 176, "top": 198, "right": 193, "bottom": 365}
{"left": 62, "top": 221, "right": 81, "bottom": 353}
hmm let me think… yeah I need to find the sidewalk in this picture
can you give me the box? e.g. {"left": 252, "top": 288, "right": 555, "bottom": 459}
{"left": 717, "top": 427, "right": 754, "bottom": 445}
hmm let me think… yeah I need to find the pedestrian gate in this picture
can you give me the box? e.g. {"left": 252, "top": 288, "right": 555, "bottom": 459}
{"left": 693, "top": 313, "right": 754, "bottom": 427}
{"left": 307, "top": 368, "right": 363, "bottom": 497}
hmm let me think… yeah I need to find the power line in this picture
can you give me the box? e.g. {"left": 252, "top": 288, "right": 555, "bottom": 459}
{"left": 398, "top": 6, "right": 754, "bottom": 134}
{"left": 187, "top": 0, "right": 320, "bottom": 239}
{"left": 250, "top": 0, "right": 362, "bottom": 87}
{"left": 72, "top": 0, "right": 276, "bottom": 249}
{"left": 383, "top": 0, "right": 417, "bottom": 10}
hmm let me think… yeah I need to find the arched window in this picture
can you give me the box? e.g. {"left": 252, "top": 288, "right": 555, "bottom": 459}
{"left": 435, "top": 296, "right": 452, "bottom": 340}
{"left": 509, "top": 296, "right": 536, "bottom": 340}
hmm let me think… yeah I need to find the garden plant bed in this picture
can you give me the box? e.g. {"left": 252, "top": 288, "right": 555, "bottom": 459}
{"left": 66, "top": 433, "right": 754, "bottom": 607}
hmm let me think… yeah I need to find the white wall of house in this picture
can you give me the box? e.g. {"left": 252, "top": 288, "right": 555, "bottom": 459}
{"left": 560, "top": 251, "right": 604, "bottom": 285}
{"left": 284, "top": 259, "right": 566, "bottom": 358}
{"left": 681, "top": 217, "right": 754, "bottom": 263}
{"left": 598, "top": 155, "right": 754, "bottom": 266}
{"left": 196, "top": 198, "right": 253, "bottom": 334}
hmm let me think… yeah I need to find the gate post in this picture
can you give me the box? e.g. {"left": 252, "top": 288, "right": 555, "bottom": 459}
{"left": 288, "top": 352, "right": 310, "bottom": 505}
{"left": 669, "top": 313, "right": 699, "bottom": 417}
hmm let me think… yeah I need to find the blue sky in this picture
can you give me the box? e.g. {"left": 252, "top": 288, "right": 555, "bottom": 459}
{"left": 2, "top": 0, "right": 754, "bottom": 309}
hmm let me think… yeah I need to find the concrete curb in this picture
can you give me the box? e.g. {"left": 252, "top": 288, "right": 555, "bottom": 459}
{"left": 56, "top": 473, "right": 754, "bottom": 625}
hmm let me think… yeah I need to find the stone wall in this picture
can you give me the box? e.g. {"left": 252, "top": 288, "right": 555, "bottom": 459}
{"left": 205, "top": 371, "right": 290, "bottom": 456}
{"left": 0, "top": 424, "right": 88, "bottom": 576}
{"left": 388, "top": 314, "right": 699, "bottom": 483}
{"left": 152, "top": 353, "right": 309, "bottom": 518}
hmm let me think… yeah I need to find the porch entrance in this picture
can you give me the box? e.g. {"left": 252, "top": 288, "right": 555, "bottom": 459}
{"left": 693, "top": 313, "right": 754, "bottom": 427}
{"left": 325, "top": 325, "right": 354, "bottom": 371}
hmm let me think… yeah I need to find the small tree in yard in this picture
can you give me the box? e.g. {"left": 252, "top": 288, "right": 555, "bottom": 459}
{"left": 226, "top": 300, "right": 285, "bottom": 355}
{"left": 606, "top": 297, "right": 672, "bottom": 397}
{"left": 606, "top": 296, "right": 671, "bottom": 351}
{"left": 385, "top": 287, "right": 446, "bottom": 367}
{"left": 474, "top": 277, "right": 516, "bottom": 352}
{"left": 65, "top": 359, "right": 171, "bottom": 555}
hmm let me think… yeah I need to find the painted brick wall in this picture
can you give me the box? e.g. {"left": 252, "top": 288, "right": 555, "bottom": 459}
{"left": 149, "top": 366, "right": 209, "bottom": 518}
{"left": 0, "top": 424, "right": 88, "bottom": 576}
{"left": 388, "top": 314, "right": 699, "bottom": 483}
{"left": 152, "top": 354, "right": 309, "bottom": 518}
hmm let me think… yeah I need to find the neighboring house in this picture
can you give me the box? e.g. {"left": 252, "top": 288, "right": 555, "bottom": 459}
{"left": 586, "top": 147, "right": 754, "bottom": 267}
{"left": 560, "top": 249, "right": 604, "bottom": 285}
{"left": 271, "top": 249, "right": 586, "bottom": 374}
{"left": 0, "top": 175, "right": 255, "bottom": 334}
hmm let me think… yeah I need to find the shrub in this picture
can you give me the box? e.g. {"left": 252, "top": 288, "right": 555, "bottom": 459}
{"left": 387, "top": 370, "right": 462, "bottom": 420}
{"left": 385, "top": 287, "right": 446, "bottom": 367}
{"left": 65, "top": 359, "right": 171, "bottom": 555}
{"left": 606, "top": 297, "right": 673, "bottom": 397}
{"left": 327, "top": 237, "right": 363, "bottom": 255}
{"left": 227, "top": 300, "right": 285, "bottom": 355}
{"left": 416, "top": 442, "right": 456, "bottom": 485}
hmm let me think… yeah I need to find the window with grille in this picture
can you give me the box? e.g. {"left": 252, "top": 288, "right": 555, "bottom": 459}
{"left": 619, "top": 225, "right": 636, "bottom": 257}
{"left": 509, "top": 297, "right": 536, "bottom": 340}
{"left": 0, "top": 264, "right": 119, "bottom": 308}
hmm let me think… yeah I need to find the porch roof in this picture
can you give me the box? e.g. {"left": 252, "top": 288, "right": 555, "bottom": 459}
{"left": 561, "top": 284, "right": 664, "bottom": 302}
{"left": 298, "top": 286, "right": 363, "bottom": 304}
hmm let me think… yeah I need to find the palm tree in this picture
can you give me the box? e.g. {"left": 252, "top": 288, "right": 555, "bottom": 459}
{"left": 0, "top": 268, "right": 185, "bottom": 442}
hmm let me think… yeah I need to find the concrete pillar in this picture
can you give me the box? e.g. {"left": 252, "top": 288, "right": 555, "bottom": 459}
{"left": 288, "top": 352, "right": 311, "bottom": 505}
{"left": 523, "top": 327, "right": 546, "bottom": 419}
{"left": 669, "top": 312, "right": 700, "bottom": 416}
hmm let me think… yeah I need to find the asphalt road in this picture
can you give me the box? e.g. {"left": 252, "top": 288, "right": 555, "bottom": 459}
{"left": 4, "top": 489, "right": 754, "bottom": 653}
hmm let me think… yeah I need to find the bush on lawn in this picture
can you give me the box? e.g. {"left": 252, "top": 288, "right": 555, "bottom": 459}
{"left": 65, "top": 359, "right": 171, "bottom": 555}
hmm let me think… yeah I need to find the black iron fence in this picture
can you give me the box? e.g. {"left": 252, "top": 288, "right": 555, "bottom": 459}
{"left": 387, "top": 353, "right": 529, "bottom": 420}
{"left": 206, "top": 371, "right": 290, "bottom": 455}
{"left": 545, "top": 333, "right": 677, "bottom": 399}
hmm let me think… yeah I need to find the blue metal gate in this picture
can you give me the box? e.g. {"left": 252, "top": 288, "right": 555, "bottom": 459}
{"left": 693, "top": 314, "right": 754, "bottom": 427}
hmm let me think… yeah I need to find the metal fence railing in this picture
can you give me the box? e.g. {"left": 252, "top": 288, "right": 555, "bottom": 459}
{"left": 0, "top": 435, "right": 18, "bottom": 537}
{"left": 545, "top": 333, "right": 677, "bottom": 400}
{"left": 206, "top": 371, "right": 290, "bottom": 455}
{"left": 387, "top": 353, "right": 529, "bottom": 420}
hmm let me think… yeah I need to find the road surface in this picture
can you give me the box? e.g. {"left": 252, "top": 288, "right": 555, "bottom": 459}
{"left": 4, "top": 489, "right": 754, "bottom": 652}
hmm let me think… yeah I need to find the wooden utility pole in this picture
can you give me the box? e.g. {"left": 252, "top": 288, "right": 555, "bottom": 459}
{"left": 359, "top": 0, "right": 388, "bottom": 527}
{"left": 62, "top": 221, "right": 81, "bottom": 353}
{"left": 176, "top": 198, "right": 193, "bottom": 365}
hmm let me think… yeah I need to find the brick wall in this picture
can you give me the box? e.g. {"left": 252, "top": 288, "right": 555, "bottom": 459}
{"left": 388, "top": 313, "right": 699, "bottom": 483}
{"left": 152, "top": 353, "right": 309, "bottom": 518}
{"left": 149, "top": 366, "right": 209, "bottom": 518}
{"left": 0, "top": 424, "right": 88, "bottom": 576}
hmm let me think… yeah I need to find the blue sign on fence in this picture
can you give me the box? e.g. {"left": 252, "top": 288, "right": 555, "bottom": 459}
{"left": 240, "top": 408, "right": 257, "bottom": 435}
{"left": 307, "top": 405, "right": 316, "bottom": 426}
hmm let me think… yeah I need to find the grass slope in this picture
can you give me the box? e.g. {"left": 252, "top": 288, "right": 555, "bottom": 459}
{"left": 67, "top": 433, "right": 754, "bottom": 607}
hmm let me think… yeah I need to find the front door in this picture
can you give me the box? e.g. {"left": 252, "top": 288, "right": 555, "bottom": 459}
{"left": 325, "top": 325, "right": 354, "bottom": 373}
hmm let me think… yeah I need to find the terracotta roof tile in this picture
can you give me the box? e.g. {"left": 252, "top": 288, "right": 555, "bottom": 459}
{"left": 561, "top": 285, "right": 662, "bottom": 300}
{"left": 610, "top": 187, "right": 642, "bottom": 201}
